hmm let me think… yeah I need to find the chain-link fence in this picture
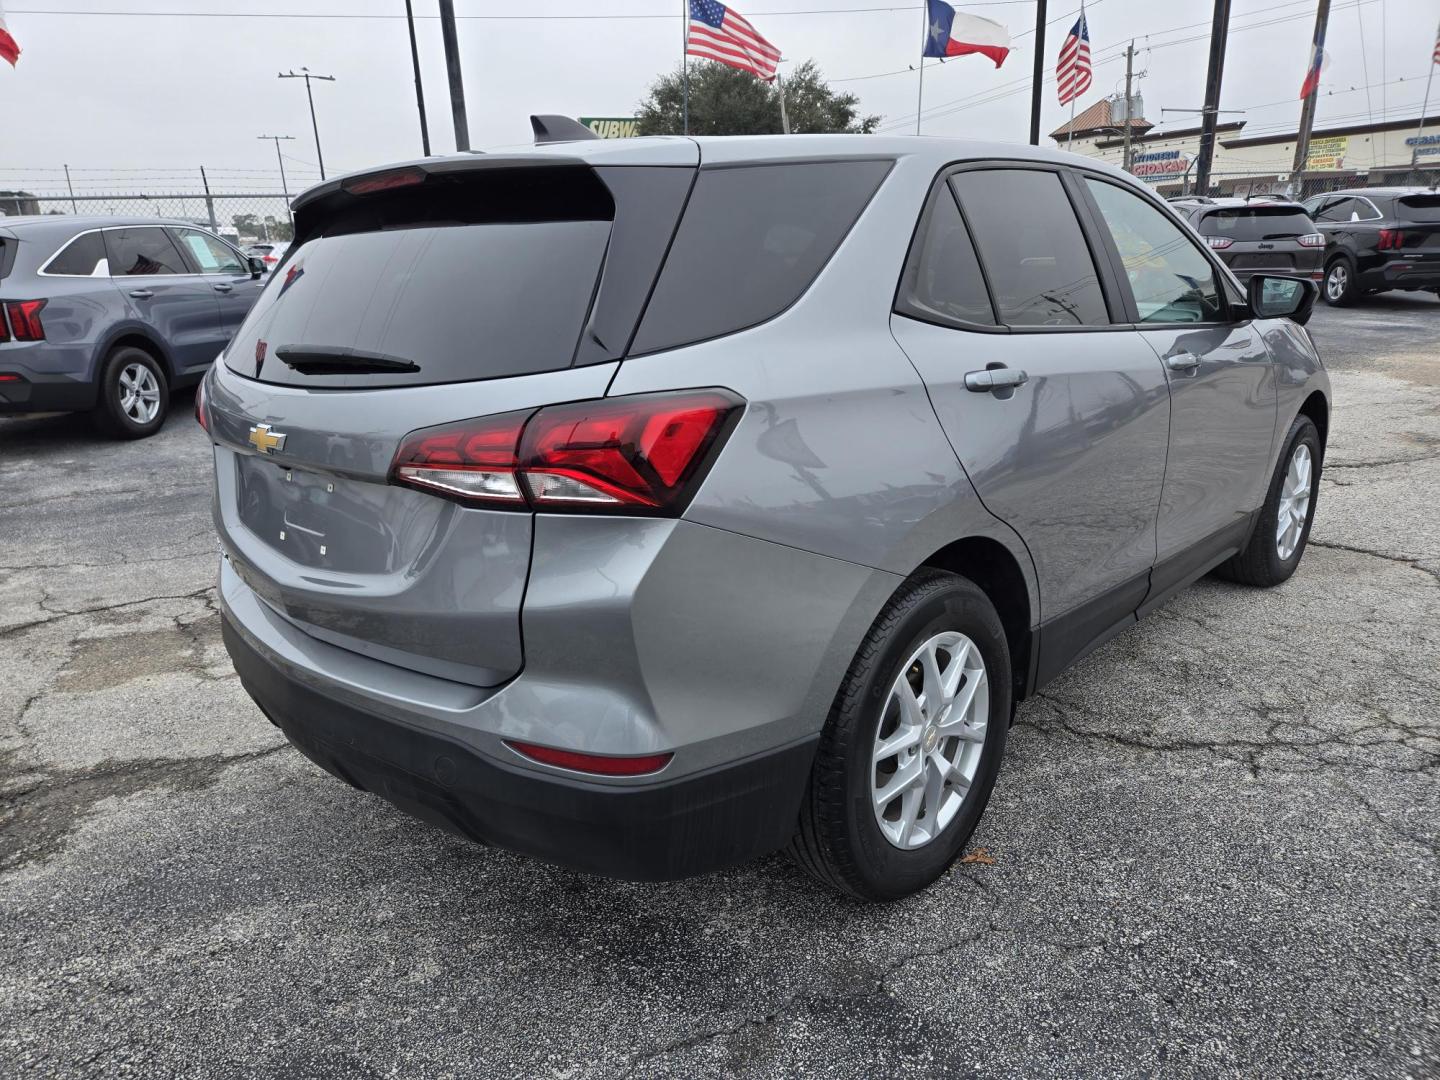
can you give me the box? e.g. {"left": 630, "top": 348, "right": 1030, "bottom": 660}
{"left": 1148, "top": 164, "right": 1439, "bottom": 201}
{"left": 0, "top": 191, "right": 296, "bottom": 246}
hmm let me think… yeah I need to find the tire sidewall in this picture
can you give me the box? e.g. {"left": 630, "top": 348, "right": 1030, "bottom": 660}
{"left": 1254, "top": 417, "right": 1321, "bottom": 584}
{"left": 99, "top": 347, "right": 169, "bottom": 438}
{"left": 840, "top": 581, "right": 1011, "bottom": 900}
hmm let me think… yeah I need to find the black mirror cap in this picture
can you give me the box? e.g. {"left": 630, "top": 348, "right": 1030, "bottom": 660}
{"left": 248, "top": 256, "right": 267, "bottom": 277}
{"left": 1247, "top": 274, "right": 1317, "bottom": 326}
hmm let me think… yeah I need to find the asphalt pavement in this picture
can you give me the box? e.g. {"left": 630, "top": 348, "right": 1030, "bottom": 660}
{"left": 1, "top": 293, "right": 1437, "bottom": 1079}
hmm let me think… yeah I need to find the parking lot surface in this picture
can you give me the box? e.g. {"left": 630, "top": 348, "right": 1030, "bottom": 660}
{"left": 2, "top": 295, "right": 1437, "bottom": 1079}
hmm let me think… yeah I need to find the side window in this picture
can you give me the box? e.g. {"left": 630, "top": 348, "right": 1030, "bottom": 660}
{"left": 175, "top": 229, "right": 246, "bottom": 275}
{"left": 630, "top": 160, "right": 892, "bottom": 354}
{"left": 950, "top": 169, "right": 1108, "bottom": 327}
{"left": 103, "top": 227, "right": 189, "bottom": 276}
{"left": 44, "top": 232, "right": 108, "bottom": 276}
{"left": 1352, "top": 198, "right": 1383, "bottom": 222}
{"left": 1084, "top": 178, "right": 1224, "bottom": 325}
{"left": 895, "top": 185, "right": 996, "bottom": 327}
{"left": 1313, "top": 197, "right": 1355, "bottom": 224}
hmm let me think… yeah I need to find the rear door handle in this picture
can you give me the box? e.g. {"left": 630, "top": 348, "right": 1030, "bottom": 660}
{"left": 1165, "top": 352, "right": 1202, "bottom": 372}
{"left": 127, "top": 289, "right": 154, "bottom": 300}
{"left": 212, "top": 283, "right": 233, "bottom": 293}
{"left": 964, "top": 367, "right": 1029, "bottom": 393}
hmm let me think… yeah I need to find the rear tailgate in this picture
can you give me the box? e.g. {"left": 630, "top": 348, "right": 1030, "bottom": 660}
{"left": 209, "top": 150, "right": 697, "bottom": 686}
{"left": 1396, "top": 194, "right": 1440, "bottom": 252}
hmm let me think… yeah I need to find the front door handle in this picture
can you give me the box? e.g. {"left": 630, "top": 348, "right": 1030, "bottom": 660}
{"left": 212, "top": 282, "right": 233, "bottom": 293}
{"left": 1165, "top": 352, "right": 1202, "bottom": 372}
{"left": 127, "top": 288, "right": 154, "bottom": 300}
{"left": 964, "top": 367, "right": 1029, "bottom": 393}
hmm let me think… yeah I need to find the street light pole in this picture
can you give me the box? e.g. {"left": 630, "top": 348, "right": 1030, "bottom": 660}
{"left": 403, "top": 0, "right": 432, "bottom": 156}
{"left": 278, "top": 68, "right": 336, "bottom": 180}
{"left": 437, "top": 0, "right": 470, "bottom": 152}
{"left": 258, "top": 135, "right": 296, "bottom": 225}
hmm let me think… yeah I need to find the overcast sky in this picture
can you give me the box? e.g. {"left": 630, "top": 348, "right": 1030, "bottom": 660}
{"left": 0, "top": 0, "right": 1435, "bottom": 196}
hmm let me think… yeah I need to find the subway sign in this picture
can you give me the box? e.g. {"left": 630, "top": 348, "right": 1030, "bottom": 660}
{"left": 579, "top": 117, "right": 640, "bottom": 139}
{"left": 1130, "top": 149, "right": 1191, "bottom": 178}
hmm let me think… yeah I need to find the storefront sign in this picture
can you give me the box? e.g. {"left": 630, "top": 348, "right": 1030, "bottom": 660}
{"left": 1405, "top": 133, "right": 1440, "bottom": 157}
{"left": 1305, "top": 135, "right": 1348, "bottom": 170}
{"left": 1130, "top": 149, "right": 1190, "bottom": 178}
{"left": 578, "top": 117, "right": 640, "bottom": 139}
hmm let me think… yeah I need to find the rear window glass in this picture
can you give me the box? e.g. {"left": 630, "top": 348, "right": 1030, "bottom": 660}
{"left": 1199, "top": 207, "right": 1315, "bottom": 240}
{"left": 630, "top": 160, "right": 892, "bottom": 354}
{"left": 895, "top": 185, "right": 996, "bottom": 327}
{"left": 1398, "top": 195, "right": 1440, "bottom": 222}
{"left": 45, "top": 231, "right": 108, "bottom": 276}
{"left": 226, "top": 220, "right": 610, "bottom": 388}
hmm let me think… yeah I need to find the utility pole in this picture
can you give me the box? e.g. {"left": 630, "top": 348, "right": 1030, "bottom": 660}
{"left": 1122, "top": 41, "right": 1135, "bottom": 171}
{"left": 1291, "top": 0, "right": 1332, "bottom": 193}
{"left": 199, "top": 166, "right": 218, "bottom": 232}
{"left": 1028, "top": 0, "right": 1048, "bottom": 145}
{"left": 437, "top": 0, "right": 470, "bottom": 151}
{"left": 279, "top": 68, "right": 336, "bottom": 180}
{"left": 403, "top": 0, "right": 431, "bottom": 156}
{"left": 258, "top": 135, "right": 296, "bottom": 225}
{"left": 63, "top": 164, "right": 78, "bottom": 214}
{"left": 1194, "top": 0, "right": 1232, "bottom": 196}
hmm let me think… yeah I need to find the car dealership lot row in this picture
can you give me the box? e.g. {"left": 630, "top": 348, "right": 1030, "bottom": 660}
{"left": 0, "top": 296, "right": 1437, "bottom": 1077}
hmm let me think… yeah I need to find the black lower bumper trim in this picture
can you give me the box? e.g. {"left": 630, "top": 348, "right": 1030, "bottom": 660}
{"left": 222, "top": 615, "right": 817, "bottom": 881}
{"left": 0, "top": 376, "right": 96, "bottom": 414}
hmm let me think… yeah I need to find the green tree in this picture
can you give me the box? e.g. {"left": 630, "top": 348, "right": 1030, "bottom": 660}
{"left": 636, "top": 59, "right": 880, "bottom": 137}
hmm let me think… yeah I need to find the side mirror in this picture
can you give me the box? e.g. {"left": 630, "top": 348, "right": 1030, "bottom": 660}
{"left": 247, "top": 256, "right": 266, "bottom": 277}
{"left": 1247, "top": 274, "right": 1316, "bottom": 326}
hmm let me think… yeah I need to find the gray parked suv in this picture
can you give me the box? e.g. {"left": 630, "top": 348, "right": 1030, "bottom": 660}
{"left": 205, "top": 134, "right": 1329, "bottom": 900}
{"left": 0, "top": 216, "right": 265, "bottom": 437}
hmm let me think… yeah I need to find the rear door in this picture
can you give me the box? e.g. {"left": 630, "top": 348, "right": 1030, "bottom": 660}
{"left": 171, "top": 227, "right": 263, "bottom": 344}
{"left": 207, "top": 157, "right": 696, "bottom": 687}
{"left": 889, "top": 164, "right": 1171, "bottom": 684}
{"left": 103, "top": 225, "right": 225, "bottom": 373}
{"left": 1079, "top": 175, "right": 1277, "bottom": 600}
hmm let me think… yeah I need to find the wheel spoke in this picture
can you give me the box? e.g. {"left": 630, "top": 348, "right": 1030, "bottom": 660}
{"left": 873, "top": 723, "right": 920, "bottom": 764}
{"left": 944, "top": 665, "right": 987, "bottom": 729}
{"left": 895, "top": 785, "right": 923, "bottom": 846}
{"left": 873, "top": 755, "right": 923, "bottom": 810}
{"left": 919, "top": 646, "right": 946, "bottom": 716}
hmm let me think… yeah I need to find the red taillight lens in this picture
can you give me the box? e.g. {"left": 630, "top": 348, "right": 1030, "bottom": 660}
{"left": 4, "top": 300, "right": 46, "bottom": 341}
{"left": 0, "top": 306, "right": 9, "bottom": 343}
{"left": 263, "top": 254, "right": 278, "bottom": 265}
{"left": 505, "top": 740, "right": 673, "bottom": 777}
{"left": 0, "top": 373, "right": 22, "bottom": 382}
{"left": 1378, "top": 228, "right": 1405, "bottom": 251}
{"left": 390, "top": 391, "right": 743, "bottom": 514}
{"left": 1297, "top": 233, "right": 1325, "bottom": 248}
{"left": 343, "top": 167, "right": 426, "bottom": 195}
{"left": 1206, "top": 236, "right": 1233, "bottom": 250}
{"left": 194, "top": 375, "right": 210, "bottom": 432}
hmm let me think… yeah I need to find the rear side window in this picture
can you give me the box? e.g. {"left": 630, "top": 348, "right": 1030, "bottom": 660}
{"left": 630, "top": 160, "right": 892, "bottom": 354}
{"left": 895, "top": 184, "right": 996, "bottom": 327}
{"left": 104, "top": 227, "right": 188, "bottom": 276}
{"left": 951, "top": 169, "right": 1109, "bottom": 327}
{"left": 44, "top": 231, "right": 108, "bottom": 276}
{"left": 1199, "top": 207, "right": 1316, "bottom": 240}
{"left": 1397, "top": 195, "right": 1440, "bottom": 222}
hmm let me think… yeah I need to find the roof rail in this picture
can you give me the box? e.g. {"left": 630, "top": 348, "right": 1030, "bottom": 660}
{"left": 531, "top": 115, "right": 600, "bottom": 145}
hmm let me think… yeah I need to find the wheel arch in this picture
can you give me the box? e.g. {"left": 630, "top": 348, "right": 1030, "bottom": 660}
{"left": 93, "top": 325, "right": 176, "bottom": 381}
{"left": 1297, "top": 389, "right": 1329, "bottom": 459}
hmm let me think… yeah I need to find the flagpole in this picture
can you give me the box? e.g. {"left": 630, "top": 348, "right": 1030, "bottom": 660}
{"left": 682, "top": 0, "right": 690, "bottom": 135}
{"left": 1066, "top": 97, "right": 1076, "bottom": 150}
{"left": 916, "top": 1, "right": 928, "bottom": 135}
{"left": 777, "top": 69, "right": 791, "bottom": 134}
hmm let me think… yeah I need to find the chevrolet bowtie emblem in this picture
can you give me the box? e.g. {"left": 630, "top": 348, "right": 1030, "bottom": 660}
{"left": 248, "top": 423, "right": 287, "bottom": 455}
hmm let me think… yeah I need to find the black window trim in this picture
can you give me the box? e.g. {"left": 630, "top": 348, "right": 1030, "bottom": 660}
{"left": 1069, "top": 167, "right": 1248, "bottom": 331}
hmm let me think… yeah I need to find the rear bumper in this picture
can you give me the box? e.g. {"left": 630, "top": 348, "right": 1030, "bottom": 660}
{"left": 1359, "top": 258, "right": 1440, "bottom": 291}
{"left": 224, "top": 612, "right": 818, "bottom": 880}
{"left": 0, "top": 371, "right": 96, "bottom": 414}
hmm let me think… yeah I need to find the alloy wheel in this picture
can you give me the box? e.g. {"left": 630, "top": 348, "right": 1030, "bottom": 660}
{"left": 118, "top": 362, "right": 161, "bottom": 425}
{"left": 1275, "top": 442, "right": 1312, "bottom": 560}
{"left": 871, "top": 630, "right": 988, "bottom": 850}
{"left": 1326, "top": 264, "right": 1348, "bottom": 302}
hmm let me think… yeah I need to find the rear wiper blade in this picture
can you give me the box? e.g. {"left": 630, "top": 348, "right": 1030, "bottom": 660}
{"left": 274, "top": 346, "right": 420, "bottom": 375}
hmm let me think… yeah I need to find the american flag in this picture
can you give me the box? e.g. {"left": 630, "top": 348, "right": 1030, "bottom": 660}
{"left": 1432, "top": 18, "right": 1439, "bottom": 65}
{"left": 687, "top": 0, "right": 781, "bottom": 82}
{"left": 1056, "top": 11, "right": 1092, "bottom": 106}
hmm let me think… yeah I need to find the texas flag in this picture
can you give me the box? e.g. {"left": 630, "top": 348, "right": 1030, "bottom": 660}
{"left": 1299, "top": 24, "right": 1328, "bottom": 99}
{"left": 922, "top": 0, "right": 1011, "bottom": 68}
{"left": 0, "top": 1, "right": 19, "bottom": 68}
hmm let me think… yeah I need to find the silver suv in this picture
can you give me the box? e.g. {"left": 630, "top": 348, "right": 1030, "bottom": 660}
{"left": 204, "top": 133, "right": 1329, "bottom": 901}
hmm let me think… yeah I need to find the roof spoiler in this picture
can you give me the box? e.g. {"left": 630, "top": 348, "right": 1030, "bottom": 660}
{"left": 531, "top": 115, "right": 599, "bottom": 145}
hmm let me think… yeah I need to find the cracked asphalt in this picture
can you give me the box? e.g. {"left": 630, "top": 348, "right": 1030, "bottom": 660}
{"left": 2, "top": 294, "right": 1437, "bottom": 1079}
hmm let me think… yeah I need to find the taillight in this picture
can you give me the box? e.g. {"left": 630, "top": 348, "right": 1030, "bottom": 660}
{"left": 505, "top": 740, "right": 673, "bottom": 777}
{"left": 343, "top": 167, "right": 426, "bottom": 195}
{"left": 1297, "top": 233, "right": 1325, "bottom": 248}
{"left": 194, "top": 374, "right": 210, "bottom": 433}
{"left": 4, "top": 300, "right": 46, "bottom": 341}
{"left": 1206, "top": 236, "right": 1233, "bottom": 250}
{"left": 1378, "top": 228, "right": 1405, "bottom": 251}
{"left": 390, "top": 390, "right": 744, "bottom": 514}
{"left": 0, "top": 306, "right": 8, "bottom": 343}
{"left": 263, "top": 254, "right": 278, "bottom": 265}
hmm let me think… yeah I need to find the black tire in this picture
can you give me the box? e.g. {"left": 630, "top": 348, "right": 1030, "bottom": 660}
{"left": 1215, "top": 415, "right": 1321, "bottom": 587}
{"left": 93, "top": 345, "right": 169, "bottom": 439}
{"left": 789, "top": 569, "right": 1012, "bottom": 901}
{"left": 1322, "top": 256, "right": 1359, "bottom": 306}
